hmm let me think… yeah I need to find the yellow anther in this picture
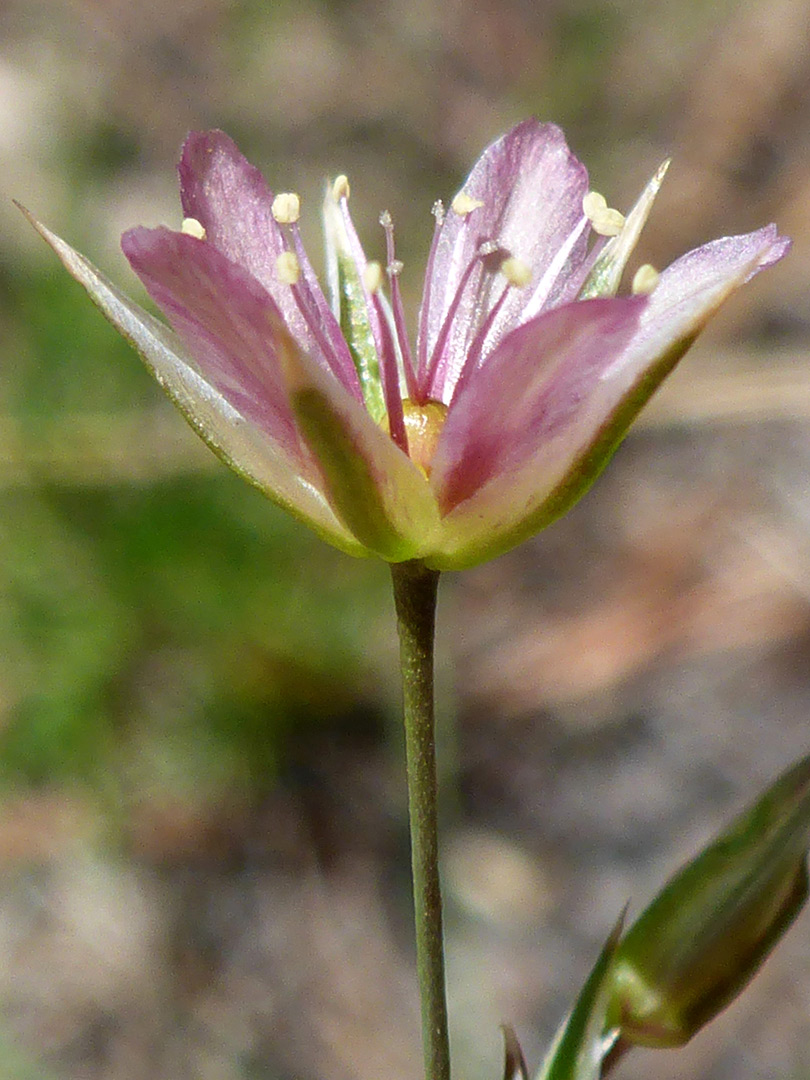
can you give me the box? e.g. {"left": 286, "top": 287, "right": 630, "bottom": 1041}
{"left": 631, "top": 263, "right": 660, "bottom": 295}
{"left": 500, "top": 256, "right": 531, "bottom": 288}
{"left": 582, "top": 191, "right": 607, "bottom": 218}
{"left": 272, "top": 192, "right": 300, "bottom": 224}
{"left": 181, "top": 217, "right": 206, "bottom": 240}
{"left": 276, "top": 251, "right": 300, "bottom": 285}
{"left": 591, "top": 208, "right": 626, "bottom": 237}
{"left": 583, "top": 191, "right": 625, "bottom": 237}
{"left": 363, "top": 261, "right": 383, "bottom": 293}
{"left": 332, "top": 175, "right": 350, "bottom": 201}
{"left": 452, "top": 192, "right": 485, "bottom": 217}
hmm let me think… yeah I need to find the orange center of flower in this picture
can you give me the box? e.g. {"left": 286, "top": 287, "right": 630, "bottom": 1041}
{"left": 401, "top": 399, "right": 448, "bottom": 477}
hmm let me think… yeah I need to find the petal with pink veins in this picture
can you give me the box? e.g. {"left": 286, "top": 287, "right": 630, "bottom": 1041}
{"left": 419, "top": 120, "right": 590, "bottom": 401}
{"left": 429, "top": 225, "right": 790, "bottom": 570}
{"left": 123, "top": 225, "right": 306, "bottom": 457}
{"left": 431, "top": 295, "right": 645, "bottom": 537}
{"left": 179, "top": 131, "right": 356, "bottom": 393}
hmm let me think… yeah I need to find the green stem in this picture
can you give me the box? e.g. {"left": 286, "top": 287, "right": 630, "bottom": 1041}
{"left": 391, "top": 560, "right": 450, "bottom": 1080}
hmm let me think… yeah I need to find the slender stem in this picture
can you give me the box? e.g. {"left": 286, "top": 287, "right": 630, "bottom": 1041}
{"left": 390, "top": 560, "right": 450, "bottom": 1080}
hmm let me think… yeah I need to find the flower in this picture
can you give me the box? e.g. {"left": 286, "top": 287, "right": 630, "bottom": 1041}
{"left": 23, "top": 121, "right": 789, "bottom": 569}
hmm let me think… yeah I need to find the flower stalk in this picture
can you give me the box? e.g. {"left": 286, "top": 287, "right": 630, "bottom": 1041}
{"left": 391, "top": 560, "right": 450, "bottom": 1080}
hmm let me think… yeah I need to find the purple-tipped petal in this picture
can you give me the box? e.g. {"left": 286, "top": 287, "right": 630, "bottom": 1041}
{"left": 179, "top": 131, "right": 357, "bottom": 395}
{"left": 272, "top": 320, "right": 441, "bottom": 561}
{"left": 123, "top": 225, "right": 305, "bottom": 458}
{"left": 431, "top": 295, "right": 645, "bottom": 513}
{"left": 179, "top": 131, "right": 285, "bottom": 287}
{"left": 21, "top": 208, "right": 366, "bottom": 556}
{"left": 429, "top": 225, "right": 790, "bottom": 569}
{"left": 418, "top": 120, "right": 591, "bottom": 401}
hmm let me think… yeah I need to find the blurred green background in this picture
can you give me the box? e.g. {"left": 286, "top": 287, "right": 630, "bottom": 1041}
{"left": 1, "top": 1, "right": 810, "bottom": 1079}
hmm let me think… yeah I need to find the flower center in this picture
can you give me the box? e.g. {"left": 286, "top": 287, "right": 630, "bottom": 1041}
{"left": 402, "top": 399, "right": 448, "bottom": 476}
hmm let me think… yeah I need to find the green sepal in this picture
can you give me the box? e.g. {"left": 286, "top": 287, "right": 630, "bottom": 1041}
{"left": 580, "top": 160, "right": 669, "bottom": 300}
{"left": 608, "top": 753, "right": 810, "bottom": 1048}
{"left": 335, "top": 251, "right": 386, "bottom": 423}
{"left": 322, "top": 190, "right": 386, "bottom": 423}
{"left": 536, "top": 914, "right": 624, "bottom": 1080}
{"left": 291, "top": 384, "right": 421, "bottom": 560}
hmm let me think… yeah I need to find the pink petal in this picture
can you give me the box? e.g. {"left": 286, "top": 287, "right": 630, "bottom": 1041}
{"left": 123, "top": 225, "right": 304, "bottom": 458}
{"left": 418, "top": 120, "right": 590, "bottom": 401}
{"left": 432, "top": 295, "right": 645, "bottom": 514}
{"left": 179, "top": 131, "right": 358, "bottom": 396}
{"left": 21, "top": 208, "right": 366, "bottom": 556}
{"left": 429, "top": 225, "right": 790, "bottom": 570}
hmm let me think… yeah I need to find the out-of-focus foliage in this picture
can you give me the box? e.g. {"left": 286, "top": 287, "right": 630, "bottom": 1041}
{"left": 0, "top": 264, "right": 391, "bottom": 807}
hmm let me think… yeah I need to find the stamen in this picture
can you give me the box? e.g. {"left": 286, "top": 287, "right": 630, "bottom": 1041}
{"left": 415, "top": 202, "right": 447, "bottom": 393}
{"left": 583, "top": 191, "right": 625, "bottom": 237}
{"left": 582, "top": 191, "right": 608, "bottom": 218}
{"left": 421, "top": 240, "right": 499, "bottom": 401}
{"left": 181, "top": 217, "right": 206, "bottom": 240}
{"left": 272, "top": 218, "right": 363, "bottom": 400}
{"left": 368, "top": 288, "right": 408, "bottom": 455}
{"left": 363, "top": 261, "right": 383, "bottom": 293}
{"left": 521, "top": 214, "right": 589, "bottom": 319}
{"left": 380, "top": 210, "right": 418, "bottom": 401}
{"left": 591, "top": 208, "right": 625, "bottom": 237}
{"left": 631, "top": 263, "right": 659, "bottom": 295}
{"left": 449, "top": 285, "right": 510, "bottom": 406}
{"left": 333, "top": 189, "right": 388, "bottom": 388}
{"left": 271, "top": 192, "right": 301, "bottom": 224}
{"left": 332, "top": 175, "right": 350, "bottom": 201}
{"left": 451, "top": 192, "right": 484, "bottom": 216}
{"left": 285, "top": 220, "right": 360, "bottom": 397}
{"left": 500, "top": 256, "right": 531, "bottom": 288}
{"left": 276, "top": 251, "right": 301, "bottom": 285}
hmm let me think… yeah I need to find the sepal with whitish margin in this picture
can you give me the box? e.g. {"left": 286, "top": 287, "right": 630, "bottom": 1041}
{"left": 273, "top": 310, "right": 441, "bottom": 561}
{"left": 19, "top": 207, "right": 368, "bottom": 558}
{"left": 607, "top": 752, "right": 810, "bottom": 1048}
{"left": 322, "top": 184, "right": 386, "bottom": 422}
{"left": 535, "top": 914, "right": 624, "bottom": 1080}
{"left": 580, "top": 160, "right": 670, "bottom": 299}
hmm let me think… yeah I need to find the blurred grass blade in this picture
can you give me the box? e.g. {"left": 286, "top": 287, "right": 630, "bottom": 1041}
{"left": 536, "top": 914, "right": 623, "bottom": 1080}
{"left": 608, "top": 752, "right": 810, "bottom": 1048}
